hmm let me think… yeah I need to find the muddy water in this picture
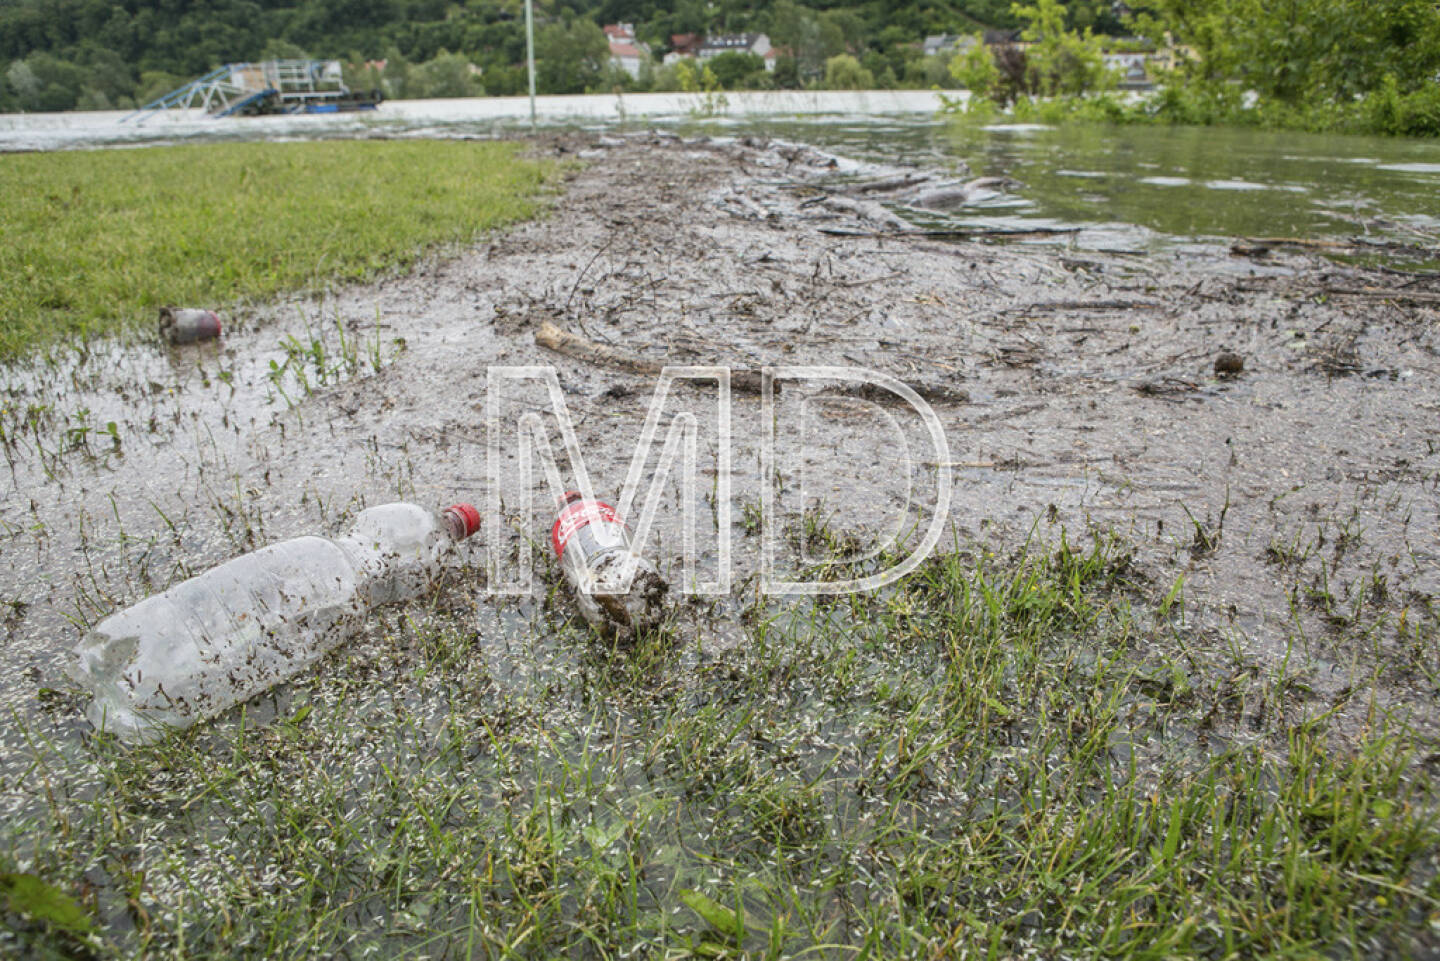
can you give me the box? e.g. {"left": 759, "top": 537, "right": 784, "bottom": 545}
{"left": 694, "top": 117, "right": 1440, "bottom": 252}
{"left": 5, "top": 100, "right": 1439, "bottom": 248}
{"left": 2, "top": 126, "right": 1439, "bottom": 826}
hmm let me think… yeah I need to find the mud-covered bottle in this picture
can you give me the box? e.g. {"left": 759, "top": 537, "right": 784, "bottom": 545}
{"left": 70, "top": 502, "right": 481, "bottom": 743}
{"left": 551, "top": 492, "right": 667, "bottom": 639}
{"left": 158, "top": 307, "right": 222, "bottom": 344}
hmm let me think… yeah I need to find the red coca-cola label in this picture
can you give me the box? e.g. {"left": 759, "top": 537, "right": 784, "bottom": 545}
{"left": 552, "top": 499, "right": 621, "bottom": 558}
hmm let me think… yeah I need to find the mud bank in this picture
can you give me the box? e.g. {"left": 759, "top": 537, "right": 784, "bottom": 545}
{"left": 2, "top": 133, "right": 1438, "bottom": 787}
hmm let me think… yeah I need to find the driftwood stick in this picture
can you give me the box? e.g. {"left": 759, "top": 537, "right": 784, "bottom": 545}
{"left": 1004, "top": 299, "right": 1164, "bottom": 312}
{"left": 1243, "top": 236, "right": 1354, "bottom": 250}
{"left": 843, "top": 172, "right": 934, "bottom": 195}
{"left": 533, "top": 321, "right": 969, "bottom": 406}
{"left": 1235, "top": 236, "right": 1440, "bottom": 260}
{"left": 1323, "top": 286, "right": 1440, "bottom": 305}
{"left": 819, "top": 226, "right": 1081, "bottom": 240}
{"left": 534, "top": 320, "right": 769, "bottom": 394}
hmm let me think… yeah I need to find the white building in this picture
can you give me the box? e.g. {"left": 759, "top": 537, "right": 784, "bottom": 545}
{"left": 1103, "top": 52, "right": 1152, "bottom": 88}
{"left": 697, "top": 33, "right": 775, "bottom": 70}
{"left": 922, "top": 35, "right": 977, "bottom": 58}
{"left": 604, "top": 23, "right": 650, "bottom": 80}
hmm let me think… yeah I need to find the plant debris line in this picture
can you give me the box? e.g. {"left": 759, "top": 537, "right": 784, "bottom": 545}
{"left": 0, "top": 130, "right": 1438, "bottom": 807}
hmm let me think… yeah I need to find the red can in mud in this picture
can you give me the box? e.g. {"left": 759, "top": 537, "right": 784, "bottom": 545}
{"left": 551, "top": 492, "right": 667, "bottom": 639}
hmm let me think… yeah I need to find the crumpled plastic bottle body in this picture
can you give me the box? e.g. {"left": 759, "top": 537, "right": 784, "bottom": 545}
{"left": 339, "top": 503, "right": 457, "bottom": 606}
{"left": 71, "top": 537, "right": 363, "bottom": 743}
{"left": 70, "top": 503, "right": 474, "bottom": 743}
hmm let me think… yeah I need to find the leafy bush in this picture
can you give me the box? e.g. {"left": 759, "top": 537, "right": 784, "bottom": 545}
{"left": 948, "top": 37, "right": 1000, "bottom": 101}
{"left": 406, "top": 51, "right": 483, "bottom": 98}
{"left": 1363, "top": 74, "right": 1440, "bottom": 137}
{"left": 705, "top": 51, "right": 765, "bottom": 89}
{"left": 822, "top": 53, "right": 874, "bottom": 90}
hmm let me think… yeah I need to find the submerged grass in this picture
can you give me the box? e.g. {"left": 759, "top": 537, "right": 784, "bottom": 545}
{"left": 0, "top": 140, "right": 556, "bottom": 357}
{"left": 3, "top": 529, "right": 1437, "bottom": 957}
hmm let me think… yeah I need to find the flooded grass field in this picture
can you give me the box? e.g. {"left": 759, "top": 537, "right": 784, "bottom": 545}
{"left": 10, "top": 533, "right": 1438, "bottom": 957}
{"left": 1, "top": 112, "right": 1439, "bottom": 956}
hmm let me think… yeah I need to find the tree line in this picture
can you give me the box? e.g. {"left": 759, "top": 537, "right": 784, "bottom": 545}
{"left": 952, "top": 0, "right": 1440, "bottom": 136}
{"left": 0, "top": 0, "right": 1132, "bottom": 111}
{"left": 2, "top": 0, "right": 1434, "bottom": 137}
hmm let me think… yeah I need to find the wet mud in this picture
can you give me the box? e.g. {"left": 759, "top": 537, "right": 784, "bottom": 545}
{"left": 2, "top": 132, "right": 1438, "bottom": 801}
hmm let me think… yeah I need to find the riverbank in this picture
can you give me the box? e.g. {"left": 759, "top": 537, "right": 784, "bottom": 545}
{"left": 0, "top": 91, "right": 954, "bottom": 153}
{"left": 2, "top": 133, "right": 1438, "bottom": 957}
{"left": 955, "top": 83, "right": 1440, "bottom": 139}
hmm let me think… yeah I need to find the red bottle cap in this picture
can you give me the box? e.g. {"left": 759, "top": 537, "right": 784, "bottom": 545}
{"left": 445, "top": 503, "right": 481, "bottom": 538}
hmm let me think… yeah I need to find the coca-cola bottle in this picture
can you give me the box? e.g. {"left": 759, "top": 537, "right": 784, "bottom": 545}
{"left": 70, "top": 502, "right": 481, "bottom": 743}
{"left": 551, "top": 492, "right": 667, "bottom": 639}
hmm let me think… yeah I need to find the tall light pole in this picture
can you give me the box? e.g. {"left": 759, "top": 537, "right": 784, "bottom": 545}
{"left": 524, "top": 0, "right": 537, "bottom": 130}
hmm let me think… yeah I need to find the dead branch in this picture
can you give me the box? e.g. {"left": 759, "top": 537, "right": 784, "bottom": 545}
{"left": 534, "top": 320, "right": 768, "bottom": 394}
{"left": 1323, "top": 286, "right": 1440, "bottom": 305}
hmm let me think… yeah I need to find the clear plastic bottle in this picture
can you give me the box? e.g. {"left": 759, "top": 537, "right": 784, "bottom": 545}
{"left": 551, "top": 492, "right": 668, "bottom": 640}
{"left": 70, "top": 502, "right": 481, "bottom": 743}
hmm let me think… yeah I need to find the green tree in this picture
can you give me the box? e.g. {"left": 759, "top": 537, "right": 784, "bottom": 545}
{"left": 407, "top": 50, "right": 483, "bottom": 98}
{"left": 649, "top": 61, "right": 687, "bottom": 92}
{"left": 773, "top": 55, "right": 801, "bottom": 89}
{"left": 7, "top": 51, "right": 87, "bottom": 111}
{"left": 822, "top": 53, "right": 873, "bottom": 90}
{"left": 1130, "top": 0, "right": 1440, "bottom": 104}
{"left": 535, "top": 18, "right": 608, "bottom": 94}
{"left": 1012, "top": 0, "right": 1112, "bottom": 96}
{"left": 903, "top": 54, "right": 955, "bottom": 89}
{"left": 767, "top": 0, "right": 842, "bottom": 83}
{"left": 261, "top": 39, "right": 312, "bottom": 61}
{"left": 5, "top": 59, "right": 40, "bottom": 108}
{"left": 819, "top": 9, "right": 865, "bottom": 52}
{"left": 949, "top": 37, "right": 999, "bottom": 98}
{"left": 674, "top": 58, "right": 721, "bottom": 95}
{"left": 134, "top": 70, "right": 187, "bottom": 106}
{"left": 705, "top": 51, "right": 764, "bottom": 89}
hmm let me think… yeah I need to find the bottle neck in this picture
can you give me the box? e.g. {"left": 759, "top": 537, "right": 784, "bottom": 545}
{"left": 441, "top": 508, "right": 468, "bottom": 542}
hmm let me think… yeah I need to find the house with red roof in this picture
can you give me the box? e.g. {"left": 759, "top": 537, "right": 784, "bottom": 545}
{"left": 603, "top": 23, "right": 650, "bottom": 80}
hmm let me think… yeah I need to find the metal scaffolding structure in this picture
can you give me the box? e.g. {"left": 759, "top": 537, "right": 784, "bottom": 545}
{"left": 122, "top": 60, "right": 376, "bottom": 124}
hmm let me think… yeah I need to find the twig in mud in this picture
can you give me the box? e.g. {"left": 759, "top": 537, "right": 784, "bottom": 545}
{"left": 775, "top": 172, "right": 933, "bottom": 196}
{"left": 1364, "top": 265, "right": 1440, "bottom": 281}
{"left": 1002, "top": 299, "right": 1163, "bottom": 313}
{"left": 1233, "top": 236, "right": 1440, "bottom": 261}
{"left": 533, "top": 320, "right": 768, "bottom": 394}
{"left": 818, "top": 226, "right": 1083, "bottom": 241}
{"left": 1134, "top": 378, "right": 1203, "bottom": 398}
{"left": 1323, "top": 286, "right": 1440, "bottom": 306}
{"left": 564, "top": 235, "right": 618, "bottom": 331}
{"left": 533, "top": 322, "right": 969, "bottom": 407}
{"left": 1240, "top": 236, "right": 1355, "bottom": 251}
{"left": 831, "top": 272, "right": 906, "bottom": 288}
{"left": 815, "top": 379, "right": 971, "bottom": 408}
{"left": 965, "top": 402, "right": 1048, "bottom": 425}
